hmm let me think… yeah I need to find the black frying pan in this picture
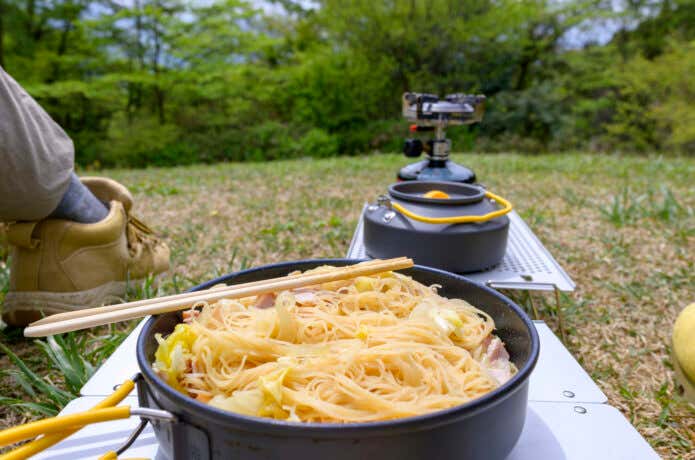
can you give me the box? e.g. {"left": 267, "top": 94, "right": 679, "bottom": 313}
{"left": 136, "top": 259, "right": 540, "bottom": 460}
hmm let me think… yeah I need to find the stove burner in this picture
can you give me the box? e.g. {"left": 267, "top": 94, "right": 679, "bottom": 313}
{"left": 399, "top": 92, "right": 485, "bottom": 183}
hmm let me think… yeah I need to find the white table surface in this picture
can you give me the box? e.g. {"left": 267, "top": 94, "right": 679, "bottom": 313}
{"left": 34, "top": 397, "right": 658, "bottom": 460}
{"left": 40, "top": 320, "right": 654, "bottom": 459}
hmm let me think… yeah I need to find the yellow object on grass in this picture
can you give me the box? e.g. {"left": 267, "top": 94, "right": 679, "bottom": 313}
{"left": 672, "top": 302, "right": 695, "bottom": 401}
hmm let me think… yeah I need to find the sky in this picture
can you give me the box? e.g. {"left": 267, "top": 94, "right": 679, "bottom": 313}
{"left": 97, "top": 0, "right": 656, "bottom": 50}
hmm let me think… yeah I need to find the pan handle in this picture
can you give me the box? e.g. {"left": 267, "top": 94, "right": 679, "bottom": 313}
{"left": 135, "top": 374, "right": 211, "bottom": 460}
{"left": 0, "top": 377, "right": 136, "bottom": 460}
{"left": 97, "top": 407, "right": 178, "bottom": 460}
{"left": 99, "top": 418, "right": 150, "bottom": 460}
{"left": 0, "top": 406, "right": 133, "bottom": 446}
{"left": 0, "top": 374, "right": 176, "bottom": 460}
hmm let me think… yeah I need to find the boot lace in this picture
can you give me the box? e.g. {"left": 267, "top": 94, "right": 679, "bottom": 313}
{"left": 126, "top": 215, "right": 161, "bottom": 259}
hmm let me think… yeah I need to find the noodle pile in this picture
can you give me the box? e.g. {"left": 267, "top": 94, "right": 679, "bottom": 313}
{"left": 153, "top": 267, "right": 516, "bottom": 423}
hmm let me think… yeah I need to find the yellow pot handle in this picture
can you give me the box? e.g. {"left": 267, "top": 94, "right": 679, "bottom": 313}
{"left": 99, "top": 452, "right": 149, "bottom": 460}
{"left": 0, "top": 406, "right": 132, "bottom": 447}
{"left": 0, "top": 378, "right": 135, "bottom": 460}
{"left": 391, "top": 190, "right": 513, "bottom": 224}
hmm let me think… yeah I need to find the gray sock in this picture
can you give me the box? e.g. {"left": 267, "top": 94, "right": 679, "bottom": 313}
{"left": 49, "top": 173, "right": 109, "bottom": 223}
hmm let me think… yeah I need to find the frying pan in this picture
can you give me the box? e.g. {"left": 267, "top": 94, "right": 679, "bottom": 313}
{"left": 135, "top": 259, "right": 540, "bottom": 460}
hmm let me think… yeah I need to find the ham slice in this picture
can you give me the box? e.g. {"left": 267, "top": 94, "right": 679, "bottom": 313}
{"left": 254, "top": 293, "right": 276, "bottom": 309}
{"left": 294, "top": 289, "right": 318, "bottom": 305}
{"left": 182, "top": 309, "right": 200, "bottom": 323}
{"left": 483, "top": 336, "right": 514, "bottom": 385}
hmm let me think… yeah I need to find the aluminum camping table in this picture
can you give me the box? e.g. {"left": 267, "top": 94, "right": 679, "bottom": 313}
{"left": 35, "top": 213, "right": 658, "bottom": 459}
{"left": 349, "top": 208, "right": 575, "bottom": 292}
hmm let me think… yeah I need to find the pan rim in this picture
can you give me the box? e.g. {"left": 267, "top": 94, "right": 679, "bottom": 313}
{"left": 389, "top": 181, "right": 486, "bottom": 205}
{"left": 136, "top": 258, "right": 540, "bottom": 434}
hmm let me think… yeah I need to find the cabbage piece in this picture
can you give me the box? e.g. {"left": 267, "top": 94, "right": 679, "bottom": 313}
{"left": 169, "top": 343, "right": 187, "bottom": 375}
{"left": 354, "top": 276, "right": 375, "bottom": 292}
{"left": 256, "top": 367, "right": 291, "bottom": 418}
{"left": 356, "top": 325, "right": 369, "bottom": 341}
{"left": 210, "top": 365, "right": 295, "bottom": 419}
{"left": 274, "top": 292, "right": 298, "bottom": 342}
{"left": 252, "top": 308, "right": 276, "bottom": 337}
{"left": 355, "top": 274, "right": 394, "bottom": 293}
{"left": 259, "top": 368, "right": 290, "bottom": 405}
{"left": 283, "top": 405, "right": 301, "bottom": 422}
{"left": 409, "top": 300, "right": 464, "bottom": 337}
{"left": 154, "top": 324, "right": 197, "bottom": 388}
{"left": 209, "top": 389, "right": 264, "bottom": 416}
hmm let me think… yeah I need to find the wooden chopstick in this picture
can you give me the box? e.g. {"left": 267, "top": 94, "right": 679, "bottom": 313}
{"left": 23, "top": 258, "right": 413, "bottom": 337}
{"left": 28, "top": 258, "right": 406, "bottom": 327}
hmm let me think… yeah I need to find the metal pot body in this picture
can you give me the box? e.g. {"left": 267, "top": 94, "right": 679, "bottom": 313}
{"left": 363, "top": 182, "right": 510, "bottom": 273}
{"left": 136, "top": 259, "right": 539, "bottom": 460}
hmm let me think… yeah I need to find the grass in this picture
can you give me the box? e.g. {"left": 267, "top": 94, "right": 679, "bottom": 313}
{"left": 0, "top": 152, "right": 694, "bottom": 458}
{"left": 599, "top": 185, "right": 692, "bottom": 227}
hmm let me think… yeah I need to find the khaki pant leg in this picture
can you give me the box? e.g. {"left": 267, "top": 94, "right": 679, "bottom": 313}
{"left": 0, "top": 66, "right": 74, "bottom": 222}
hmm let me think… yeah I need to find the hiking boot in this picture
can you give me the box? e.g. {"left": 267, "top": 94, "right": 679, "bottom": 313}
{"left": 2, "top": 177, "right": 170, "bottom": 326}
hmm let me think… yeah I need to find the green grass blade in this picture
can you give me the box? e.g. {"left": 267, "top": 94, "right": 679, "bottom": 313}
{"left": 35, "top": 335, "right": 95, "bottom": 395}
{"left": 0, "top": 341, "right": 73, "bottom": 407}
{"left": 4, "top": 369, "right": 38, "bottom": 398}
{"left": 0, "top": 396, "right": 59, "bottom": 417}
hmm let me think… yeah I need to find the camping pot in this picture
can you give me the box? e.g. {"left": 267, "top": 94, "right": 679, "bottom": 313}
{"left": 363, "top": 181, "right": 512, "bottom": 273}
{"left": 134, "top": 259, "right": 539, "bottom": 460}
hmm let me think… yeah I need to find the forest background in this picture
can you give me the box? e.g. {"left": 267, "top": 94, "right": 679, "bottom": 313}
{"left": 1, "top": 0, "right": 693, "bottom": 167}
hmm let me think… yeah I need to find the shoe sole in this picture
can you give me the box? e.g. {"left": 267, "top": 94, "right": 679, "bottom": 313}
{"left": 2, "top": 274, "right": 166, "bottom": 327}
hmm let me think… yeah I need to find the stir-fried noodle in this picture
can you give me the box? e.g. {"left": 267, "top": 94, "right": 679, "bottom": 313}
{"left": 154, "top": 267, "right": 516, "bottom": 423}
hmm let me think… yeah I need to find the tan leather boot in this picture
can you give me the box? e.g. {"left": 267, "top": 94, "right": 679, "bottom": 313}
{"left": 2, "top": 177, "right": 170, "bottom": 326}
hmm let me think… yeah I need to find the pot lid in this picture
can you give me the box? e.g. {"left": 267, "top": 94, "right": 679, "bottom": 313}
{"left": 388, "top": 181, "right": 485, "bottom": 205}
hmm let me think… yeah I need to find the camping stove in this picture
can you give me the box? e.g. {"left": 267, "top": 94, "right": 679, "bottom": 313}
{"left": 398, "top": 92, "right": 485, "bottom": 183}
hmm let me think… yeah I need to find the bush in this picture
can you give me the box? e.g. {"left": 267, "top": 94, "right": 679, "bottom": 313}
{"left": 241, "top": 121, "right": 298, "bottom": 162}
{"left": 482, "top": 83, "right": 564, "bottom": 150}
{"left": 606, "top": 41, "right": 695, "bottom": 153}
{"left": 295, "top": 128, "right": 340, "bottom": 158}
{"left": 100, "top": 114, "right": 187, "bottom": 167}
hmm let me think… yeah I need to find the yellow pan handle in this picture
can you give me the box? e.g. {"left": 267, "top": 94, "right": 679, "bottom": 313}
{"left": 0, "top": 405, "right": 131, "bottom": 447}
{"left": 0, "top": 378, "right": 135, "bottom": 460}
{"left": 391, "top": 190, "right": 513, "bottom": 224}
{"left": 99, "top": 452, "right": 149, "bottom": 460}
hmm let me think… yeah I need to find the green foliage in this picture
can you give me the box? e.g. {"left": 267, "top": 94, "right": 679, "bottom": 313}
{"left": 607, "top": 41, "right": 695, "bottom": 153}
{"left": 0, "top": 328, "right": 129, "bottom": 416}
{"left": 1, "top": 0, "right": 693, "bottom": 166}
{"left": 243, "top": 121, "right": 298, "bottom": 161}
{"left": 296, "top": 128, "right": 340, "bottom": 158}
{"left": 103, "top": 114, "right": 190, "bottom": 167}
{"left": 34, "top": 335, "right": 95, "bottom": 395}
{"left": 0, "top": 341, "right": 75, "bottom": 416}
